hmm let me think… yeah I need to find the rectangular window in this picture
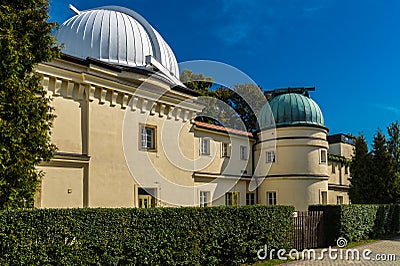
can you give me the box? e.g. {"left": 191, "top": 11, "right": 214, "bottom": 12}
{"left": 140, "top": 124, "right": 156, "bottom": 150}
{"left": 225, "top": 192, "right": 239, "bottom": 206}
{"left": 320, "top": 191, "right": 327, "bottom": 205}
{"left": 240, "top": 146, "right": 247, "bottom": 160}
{"left": 345, "top": 166, "right": 349, "bottom": 175}
{"left": 266, "top": 151, "right": 275, "bottom": 163}
{"left": 199, "top": 191, "right": 209, "bottom": 207}
{"left": 246, "top": 193, "right": 255, "bottom": 205}
{"left": 267, "top": 191, "right": 277, "bottom": 206}
{"left": 320, "top": 149, "right": 327, "bottom": 163}
{"left": 221, "top": 142, "right": 230, "bottom": 158}
{"left": 201, "top": 138, "right": 210, "bottom": 155}
{"left": 332, "top": 163, "right": 336, "bottom": 173}
{"left": 337, "top": 196, "right": 343, "bottom": 205}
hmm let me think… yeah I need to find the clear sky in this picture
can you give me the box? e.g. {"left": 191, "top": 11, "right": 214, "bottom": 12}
{"left": 49, "top": 0, "right": 400, "bottom": 142}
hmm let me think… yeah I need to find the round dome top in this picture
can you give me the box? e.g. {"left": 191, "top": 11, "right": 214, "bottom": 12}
{"left": 55, "top": 6, "right": 179, "bottom": 78}
{"left": 258, "top": 92, "right": 324, "bottom": 129}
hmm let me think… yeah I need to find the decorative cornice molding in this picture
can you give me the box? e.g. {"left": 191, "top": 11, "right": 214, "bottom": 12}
{"left": 38, "top": 72, "right": 201, "bottom": 121}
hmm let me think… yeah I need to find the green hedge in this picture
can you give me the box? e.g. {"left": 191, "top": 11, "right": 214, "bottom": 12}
{"left": 0, "top": 205, "right": 294, "bottom": 265}
{"left": 309, "top": 204, "right": 400, "bottom": 245}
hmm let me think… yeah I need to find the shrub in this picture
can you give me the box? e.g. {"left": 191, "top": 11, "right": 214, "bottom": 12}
{"left": 309, "top": 204, "right": 400, "bottom": 245}
{"left": 0, "top": 205, "right": 294, "bottom": 265}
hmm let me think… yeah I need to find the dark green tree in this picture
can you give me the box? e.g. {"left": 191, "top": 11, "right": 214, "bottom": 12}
{"left": 387, "top": 120, "right": 400, "bottom": 172}
{"left": 349, "top": 134, "right": 373, "bottom": 203}
{"left": 370, "top": 130, "right": 397, "bottom": 203}
{"left": 387, "top": 121, "right": 400, "bottom": 202}
{"left": 0, "top": 1, "right": 59, "bottom": 208}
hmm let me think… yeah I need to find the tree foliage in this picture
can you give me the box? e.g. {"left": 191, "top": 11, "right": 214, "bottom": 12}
{"left": 0, "top": 1, "right": 59, "bottom": 209}
{"left": 349, "top": 134, "right": 373, "bottom": 203}
{"left": 350, "top": 127, "right": 400, "bottom": 204}
{"left": 180, "top": 70, "right": 266, "bottom": 132}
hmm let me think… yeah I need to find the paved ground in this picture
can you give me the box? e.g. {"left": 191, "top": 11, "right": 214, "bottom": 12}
{"left": 280, "top": 235, "right": 400, "bottom": 265}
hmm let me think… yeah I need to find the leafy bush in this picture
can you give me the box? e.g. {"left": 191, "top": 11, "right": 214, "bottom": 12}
{"left": 309, "top": 204, "right": 400, "bottom": 245}
{"left": 0, "top": 205, "right": 294, "bottom": 265}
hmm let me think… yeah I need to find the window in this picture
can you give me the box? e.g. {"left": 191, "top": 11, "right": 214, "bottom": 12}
{"left": 225, "top": 192, "right": 239, "bottom": 206}
{"left": 332, "top": 163, "right": 336, "bottom": 173}
{"left": 200, "top": 191, "right": 210, "bottom": 207}
{"left": 320, "top": 149, "right": 327, "bottom": 163}
{"left": 246, "top": 193, "right": 255, "bottom": 205}
{"left": 201, "top": 138, "right": 210, "bottom": 155}
{"left": 266, "top": 151, "right": 275, "bottom": 163}
{"left": 140, "top": 124, "right": 156, "bottom": 150}
{"left": 337, "top": 196, "right": 343, "bottom": 205}
{"left": 240, "top": 146, "right": 247, "bottom": 160}
{"left": 221, "top": 142, "right": 231, "bottom": 158}
{"left": 320, "top": 191, "right": 327, "bottom": 205}
{"left": 267, "top": 191, "right": 277, "bottom": 206}
{"left": 345, "top": 166, "right": 349, "bottom": 175}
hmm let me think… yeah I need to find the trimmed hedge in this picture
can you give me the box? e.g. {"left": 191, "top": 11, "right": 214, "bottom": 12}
{"left": 0, "top": 205, "right": 294, "bottom": 265}
{"left": 309, "top": 204, "right": 400, "bottom": 245}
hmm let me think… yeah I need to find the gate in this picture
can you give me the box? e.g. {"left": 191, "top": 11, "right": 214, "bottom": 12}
{"left": 293, "top": 211, "right": 324, "bottom": 250}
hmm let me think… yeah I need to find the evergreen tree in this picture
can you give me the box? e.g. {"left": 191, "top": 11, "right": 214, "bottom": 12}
{"left": 349, "top": 134, "right": 373, "bottom": 203}
{"left": 387, "top": 121, "right": 400, "bottom": 202}
{"left": 370, "top": 130, "right": 397, "bottom": 203}
{"left": 387, "top": 120, "right": 400, "bottom": 172}
{"left": 0, "top": 1, "right": 59, "bottom": 208}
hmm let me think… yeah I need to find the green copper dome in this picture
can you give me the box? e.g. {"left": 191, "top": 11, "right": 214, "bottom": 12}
{"left": 258, "top": 92, "right": 324, "bottom": 129}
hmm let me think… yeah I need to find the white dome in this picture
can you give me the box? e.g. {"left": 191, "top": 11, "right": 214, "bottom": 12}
{"left": 55, "top": 6, "right": 179, "bottom": 78}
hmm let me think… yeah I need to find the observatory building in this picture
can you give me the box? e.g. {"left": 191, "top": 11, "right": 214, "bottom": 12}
{"left": 34, "top": 5, "right": 352, "bottom": 210}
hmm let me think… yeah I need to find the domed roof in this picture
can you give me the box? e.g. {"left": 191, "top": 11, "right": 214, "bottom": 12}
{"left": 258, "top": 92, "right": 324, "bottom": 129}
{"left": 55, "top": 6, "right": 179, "bottom": 78}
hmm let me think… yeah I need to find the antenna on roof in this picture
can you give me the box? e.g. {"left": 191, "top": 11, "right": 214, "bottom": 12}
{"left": 69, "top": 4, "right": 80, "bottom": 15}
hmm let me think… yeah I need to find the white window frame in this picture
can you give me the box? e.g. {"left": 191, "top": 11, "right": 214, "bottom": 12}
{"left": 246, "top": 193, "right": 255, "bottom": 205}
{"left": 221, "top": 142, "right": 231, "bottom": 158}
{"left": 266, "top": 151, "right": 276, "bottom": 163}
{"left": 200, "top": 138, "right": 210, "bottom": 155}
{"left": 140, "top": 124, "right": 156, "bottom": 151}
{"left": 240, "top": 145, "right": 248, "bottom": 160}
{"left": 320, "top": 149, "right": 327, "bottom": 164}
{"left": 199, "top": 191, "right": 210, "bottom": 207}
{"left": 266, "top": 191, "right": 277, "bottom": 206}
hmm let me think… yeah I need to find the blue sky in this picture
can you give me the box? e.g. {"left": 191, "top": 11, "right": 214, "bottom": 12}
{"left": 49, "top": 0, "right": 400, "bottom": 143}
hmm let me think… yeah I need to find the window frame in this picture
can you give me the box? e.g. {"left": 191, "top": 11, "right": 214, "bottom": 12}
{"left": 320, "top": 191, "right": 328, "bottom": 205}
{"left": 266, "top": 151, "right": 276, "bottom": 163}
{"left": 200, "top": 138, "right": 210, "bottom": 156}
{"left": 320, "top": 149, "right": 327, "bottom": 164}
{"left": 266, "top": 191, "right": 277, "bottom": 206}
{"left": 199, "top": 191, "right": 210, "bottom": 207}
{"left": 246, "top": 193, "right": 255, "bottom": 205}
{"left": 139, "top": 124, "right": 157, "bottom": 151}
{"left": 337, "top": 196, "right": 344, "bottom": 205}
{"left": 240, "top": 145, "right": 248, "bottom": 160}
{"left": 221, "top": 142, "right": 231, "bottom": 158}
{"left": 225, "top": 191, "right": 240, "bottom": 206}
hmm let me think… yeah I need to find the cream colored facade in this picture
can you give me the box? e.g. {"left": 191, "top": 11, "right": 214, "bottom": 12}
{"left": 34, "top": 56, "right": 354, "bottom": 211}
{"left": 34, "top": 5, "right": 354, "bottom": 211}
{"left": 327, "top": 135, "right": 354, "bottom": 205}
